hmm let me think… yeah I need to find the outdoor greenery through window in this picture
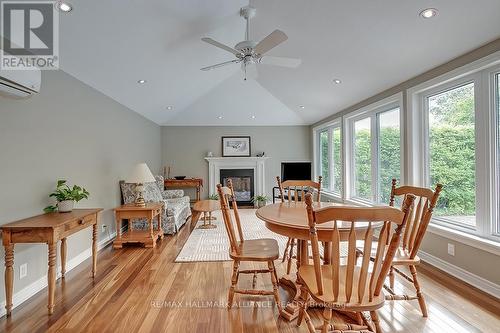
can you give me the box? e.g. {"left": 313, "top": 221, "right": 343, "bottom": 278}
{"left": 319, "top": 125, "right": 342, "bottom": 194}
{"left": 377, "top": 108, "right": 401, "bottom": 203}
{"left": 427, "top": 82, "right": 476, "bottom": 227}
{"left": 352, "top": 108, "right": 401, "bottom": 203}
{"left": 332, "top": 127, "right": 342, "bottom": 193}
{"left": 319, "top": 130, "right": 329, "bottom": 189}
{"left": 353, "top": 118, "right": 372, "bottom": 200}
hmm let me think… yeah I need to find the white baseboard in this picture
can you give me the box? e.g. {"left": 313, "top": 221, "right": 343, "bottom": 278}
{"left": 0, "top": 232, "right": 116, "bottom": 318}
{"left": 419, "top": 251, "right": 500, "bottom": 299}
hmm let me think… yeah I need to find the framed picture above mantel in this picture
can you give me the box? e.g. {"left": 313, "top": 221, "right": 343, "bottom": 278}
{"left": 221, "top": 136, "right": 251, "bottom": 157}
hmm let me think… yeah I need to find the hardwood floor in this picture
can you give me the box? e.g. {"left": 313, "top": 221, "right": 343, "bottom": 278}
{"left": 1, "top": 220, "right": 499, "bottom": 333}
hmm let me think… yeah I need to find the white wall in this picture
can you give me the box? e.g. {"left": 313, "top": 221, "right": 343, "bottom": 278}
{"left": 161, "top": 126, "right": 311, "bottom": 199}
{"left": 0, "top": 70, "right": 161, "bottom": 310}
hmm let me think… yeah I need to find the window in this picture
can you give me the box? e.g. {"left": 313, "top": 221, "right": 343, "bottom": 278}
{"left": 378, "top": 108, "right": 401, "bottom": 203}
{"left": 353, "top": 117, "right": 372, "bottom": 200}
{"left": 314, "top": 122, "right": 342, "bottom": 195}
{"left": 347, "top": 97, "right": 402, "bottom": 204}
{"left": 408, "top": 57, "right": 500, "bottom": 242}
{"left": 319, "top": 130, "right": 330, "bottom": 189}
{"left": 426, "top": 83, "right": 476, "bottom": 228}
{"left": 332, "top": 126, "right": 342, "bottom": 193}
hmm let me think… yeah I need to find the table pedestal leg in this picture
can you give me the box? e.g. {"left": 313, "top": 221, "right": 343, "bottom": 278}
{"left": 198, "top": 211, "right": 217, "bottom": 229}
{"left": 279, "top": 239, "right": 309, "bottom": 321}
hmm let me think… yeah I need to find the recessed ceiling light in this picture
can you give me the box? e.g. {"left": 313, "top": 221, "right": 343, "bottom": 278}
{"left": 333, "top": 79, "right": 342, "bottom": 84}
{"left": 137, "top": 79, "right": 146, "bottom": 84}
{"left": 251, "top": 115, "right": 256, "bottom": 119}
{"left": 299, "top": 105, "right": 305, "bottom": 109}
{"left": 217, "top": 116, "right": 223, "bottom": 119}
{"left": 166, "top": 106, "right": 173, "bottom": 110}
{"left": 419, "top": 8, "right": 438, "bottom": 19}
{"left": 56, "top": 1, "right": 72, "bottom": 12}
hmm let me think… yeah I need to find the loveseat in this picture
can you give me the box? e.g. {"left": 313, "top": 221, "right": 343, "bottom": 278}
{"left": 120, "top": 175, "right": 191, "bottom": 234}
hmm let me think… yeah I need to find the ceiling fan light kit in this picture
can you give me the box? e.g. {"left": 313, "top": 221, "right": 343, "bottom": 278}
{"left": 200, "top": 6, "right": 301, "bottom": 80}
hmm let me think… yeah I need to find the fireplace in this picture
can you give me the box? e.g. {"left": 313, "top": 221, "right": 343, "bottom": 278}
{"left": 220, "top": 169, "right": 254, "bottom": 206}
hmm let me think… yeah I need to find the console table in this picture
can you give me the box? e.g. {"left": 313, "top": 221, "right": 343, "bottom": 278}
{"left": 165, "top": 178, "right": 203, "bottom": 202}
{"left": 1, "top": 208, "right": 102, "bottom": 316}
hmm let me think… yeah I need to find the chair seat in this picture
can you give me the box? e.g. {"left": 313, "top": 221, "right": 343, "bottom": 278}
{"left": 298, "top": 265, "right": 385, "bottom": 312}
{"left": 356, "top": 241, "right": 420, "bottom": 265}
{"left": 230, "top": 238, "right": 280, "bottom": 262}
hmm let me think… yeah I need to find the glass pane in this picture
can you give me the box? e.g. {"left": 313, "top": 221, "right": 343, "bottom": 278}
{"left": 378, "top": 108, "right": 401, "bottom": 203}
{"left": 320, "top": 130, "right": 330, "bottom": 188}
{"left": 354, "top": 117, "right": 372, "bottom": 200}
{"left": 428, "top": 82, "right": 476, "bottom": 227}
{"left": 332, "top": 127, "right": 342, "bottom": 193}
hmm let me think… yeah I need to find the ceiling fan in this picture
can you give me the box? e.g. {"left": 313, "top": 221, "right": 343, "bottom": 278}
{"left": 200, "top": 6, "right": 301, "bottom": 80}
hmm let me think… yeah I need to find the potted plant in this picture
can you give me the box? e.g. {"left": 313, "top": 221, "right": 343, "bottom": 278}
{"left": 251, "top": 195, "right": 269, "bottom": 208}
{"left": 208, "top": 193, "right": 219, "bottom": 201}
{"left": 44, "top": 180, "right": 90, "bottom": 213}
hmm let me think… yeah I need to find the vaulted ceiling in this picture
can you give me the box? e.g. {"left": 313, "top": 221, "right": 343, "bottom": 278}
{"left": 59, "top": 0, "right": 500, "bottom": 125}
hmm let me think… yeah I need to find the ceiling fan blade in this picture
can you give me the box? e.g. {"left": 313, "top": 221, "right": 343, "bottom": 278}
{"left": 254, "top": 30, "right": 288, "bottom": 55}
{"left": 201, "top": 37, "right": 243, "bottom": 57}
{"left": 200, "top": 59, "right": 241, "bottom": 71}
{"left": 260, "top": 56, "right": 301, "bottom": 68}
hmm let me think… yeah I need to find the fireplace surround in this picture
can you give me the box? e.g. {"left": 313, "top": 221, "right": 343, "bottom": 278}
{"left": 205, "top": 157, "right": 269, "bottom": 206}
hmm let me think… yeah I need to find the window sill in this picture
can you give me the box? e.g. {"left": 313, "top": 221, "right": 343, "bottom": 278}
{"left": 320, "top": 190, "right": 343, "bottom": 203}
{"left": 427, "top": 223, "right": 500, "bottom": 256}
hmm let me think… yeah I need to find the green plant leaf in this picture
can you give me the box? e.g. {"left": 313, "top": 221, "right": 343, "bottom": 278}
{"left": 43, "top": 205, "right": 57, "bottom": 213}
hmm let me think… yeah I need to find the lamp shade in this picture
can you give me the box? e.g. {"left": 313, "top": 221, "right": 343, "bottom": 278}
{"left": 127, "top": 163, "right": 156, "bottom": 183}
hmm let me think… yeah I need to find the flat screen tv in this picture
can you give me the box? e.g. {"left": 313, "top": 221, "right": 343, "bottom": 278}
{"left": 281, "top": 162, "right": 312, "bottom": 181}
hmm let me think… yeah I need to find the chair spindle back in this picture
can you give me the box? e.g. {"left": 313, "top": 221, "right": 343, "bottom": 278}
{"left": 304, "top": 193, "right": 415, "bottom": 303}
{"left": 389, "top": 179, "right": 442, "bottom": 259}
{"left": 276, "top": 176, "right": 322, "bottom": 203}
{"left": 217, "top": 179, "right": 244, "bottom": 254}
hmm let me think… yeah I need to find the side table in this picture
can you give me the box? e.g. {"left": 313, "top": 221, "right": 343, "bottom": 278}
{"left": 113, "top": 203, "right": 164, "bottom": 249}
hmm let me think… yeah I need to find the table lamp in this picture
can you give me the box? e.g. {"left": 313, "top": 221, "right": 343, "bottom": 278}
{"left": 127, "top": 163, "right": 156, "bottom": 207}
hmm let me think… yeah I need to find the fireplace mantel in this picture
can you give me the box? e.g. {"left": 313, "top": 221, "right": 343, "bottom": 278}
{"left": 205, "top": 157, "right": 270, "bottom": 197}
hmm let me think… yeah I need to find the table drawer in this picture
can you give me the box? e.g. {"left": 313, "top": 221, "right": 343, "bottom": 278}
{"left": 65, "top": 214, "right": 96, "bottom": 232}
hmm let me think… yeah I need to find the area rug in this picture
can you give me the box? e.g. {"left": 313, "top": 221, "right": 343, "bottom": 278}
{"left": 175, "top": 209, "right": 289, "bottom": 262}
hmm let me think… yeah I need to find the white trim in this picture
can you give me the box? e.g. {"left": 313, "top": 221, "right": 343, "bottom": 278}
{"left": 427, "top": 223, "right": 500, "bottom": 256}
{"left": 205, "top": 157, "right": 269, "bottom": 197}
{"left": 419, "top": 250, "right": 500, "bottom": 299}
{"left": 0, "top": 232, "right": 116, "bottom": 318}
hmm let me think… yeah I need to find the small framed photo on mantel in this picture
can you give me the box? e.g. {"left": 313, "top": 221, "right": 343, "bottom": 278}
{"left": 222, "top": 136, "right": 251, "bottom": 157}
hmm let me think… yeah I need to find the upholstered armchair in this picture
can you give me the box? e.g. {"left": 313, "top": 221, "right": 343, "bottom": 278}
{"left": 120, "top": 175, "right": 191, "bottom": 234}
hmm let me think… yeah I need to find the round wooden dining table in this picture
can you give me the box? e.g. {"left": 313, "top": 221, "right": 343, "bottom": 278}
{"left": 256, "top": 201, "right": 375, "bottom": 321}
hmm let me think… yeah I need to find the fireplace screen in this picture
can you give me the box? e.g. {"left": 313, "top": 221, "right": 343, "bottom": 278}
{"left": 220, "top": 169, "right": 254, "bottom": 205}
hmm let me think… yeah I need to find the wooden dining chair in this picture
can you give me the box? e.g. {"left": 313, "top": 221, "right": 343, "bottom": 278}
{"left": 297, "top": 193, "right": 415, "bottom": 333}
{"left": 216, "top": 181, "right": 282, "bottom": 312}
{"left": 276, "top": 176, "right": 322, "bottom": 274}
{"left": 377, "top": 179, "right": 442, "bottom": 317}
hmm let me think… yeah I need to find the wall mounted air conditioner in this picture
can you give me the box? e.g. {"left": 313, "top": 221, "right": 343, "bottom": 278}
{"left": 0, "top": 67, "right": 41, "bottom": 98}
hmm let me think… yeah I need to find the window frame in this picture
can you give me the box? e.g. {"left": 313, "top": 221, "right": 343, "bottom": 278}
{"left": 490, "top": 68, "right": 500, "bottom": 236}
{"left": 313, "top": 119, "right": 343, "bottom": 197}
{"left": 421, "top": 77, "right": 478, "bottom": 231}
{"left": 407, "top": 54, "right": 500, "bottom": 242}
{"left": 344, "top": 93, "right": 404, "bottom": 205}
